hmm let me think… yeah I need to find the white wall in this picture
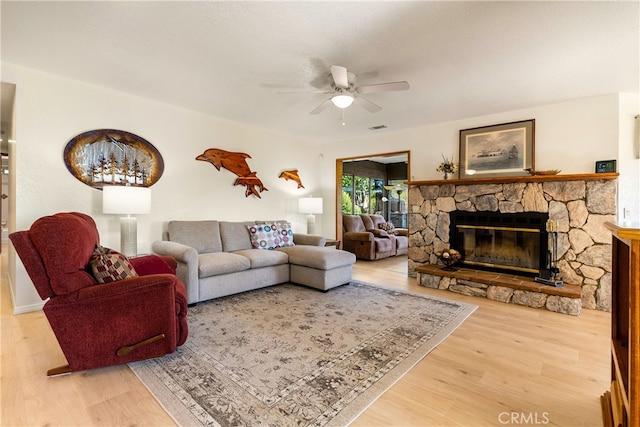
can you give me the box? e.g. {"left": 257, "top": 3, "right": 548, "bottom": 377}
{"left": 617, "top": 93, "right": 640, "bottom": 225}
{"left": 320, "top": 93, "right": 636, "bottom": 234}
{"left": 3, "top": 62, "right": 323, "bottom": 312}
{"left": 4, "top": 61, "right": 638, "bottom": 313}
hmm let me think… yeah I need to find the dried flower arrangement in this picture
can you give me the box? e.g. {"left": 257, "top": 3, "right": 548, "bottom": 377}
{"left": 436, "top": 154, "right": 457, "bottom": 176}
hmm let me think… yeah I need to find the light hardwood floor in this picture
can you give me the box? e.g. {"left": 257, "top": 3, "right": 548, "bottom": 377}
{"left": 1, "top": 249, "right": 610, "bottom": 426}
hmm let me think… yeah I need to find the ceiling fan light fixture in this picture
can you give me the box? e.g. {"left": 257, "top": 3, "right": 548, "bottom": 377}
{"left": 331, "top": 94, "right": 354, "bottom": 109}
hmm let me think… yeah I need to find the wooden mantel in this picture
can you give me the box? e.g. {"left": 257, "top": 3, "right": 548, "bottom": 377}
{"left": 408, "top": 172, "right": 619, "bottom": 186}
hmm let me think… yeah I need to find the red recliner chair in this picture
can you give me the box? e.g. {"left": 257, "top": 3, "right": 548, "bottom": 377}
{"left": 9, "top": 212, "right": 188, "bottom": 376}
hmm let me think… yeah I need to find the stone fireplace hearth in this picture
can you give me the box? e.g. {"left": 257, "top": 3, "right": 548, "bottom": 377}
{"left": 407, "top": 173, "right": 617, "bottom": 314}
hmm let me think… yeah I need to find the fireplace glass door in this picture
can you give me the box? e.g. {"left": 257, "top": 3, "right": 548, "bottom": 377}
{"left": 457, "top": 225, "right": 542, "bottom": 274}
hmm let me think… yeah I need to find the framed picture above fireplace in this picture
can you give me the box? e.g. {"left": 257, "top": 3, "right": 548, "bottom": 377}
{"left": 459, "top": 119, "right": 535, "bottom": 179}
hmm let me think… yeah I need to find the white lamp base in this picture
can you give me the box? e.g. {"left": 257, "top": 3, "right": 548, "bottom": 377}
{"left": 120, "top": 216, "right": 138, "bottom": 257}
{"left": 306, "top": 214, "right": 317, "bottom": 235}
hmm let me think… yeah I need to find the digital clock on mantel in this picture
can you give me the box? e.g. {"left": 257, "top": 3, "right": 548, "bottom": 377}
{"left": 595, "top": 159, "right": 616, "bottom": 173}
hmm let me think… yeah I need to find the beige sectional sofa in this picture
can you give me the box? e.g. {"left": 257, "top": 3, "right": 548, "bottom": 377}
{"left": 152, "top": 220, "right": 356, "bottom": 304}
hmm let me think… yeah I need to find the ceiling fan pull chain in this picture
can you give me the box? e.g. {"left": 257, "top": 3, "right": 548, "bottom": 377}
{"left": 342, "top": 109, "right": 346, "bottom": 126}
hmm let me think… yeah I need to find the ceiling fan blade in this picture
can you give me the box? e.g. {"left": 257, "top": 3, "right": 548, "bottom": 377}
{"left": 330, "top": 65, "right": 349, "bottom": 89}
{"left": 277, "top": 89, "right": 331, "bottom": 95}
{"left": 310, "top": 98, "right": 333, "bottom": 115}
{"left": 355, "top": 96, "right": 382, "bottom": 113}
{"left": 357, "top": 81, "right": 410, "bottom": 94}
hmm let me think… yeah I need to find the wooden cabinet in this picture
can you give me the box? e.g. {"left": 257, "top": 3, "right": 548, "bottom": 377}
{"left": 602, "top": 222, "right": 640, "bottom": 427}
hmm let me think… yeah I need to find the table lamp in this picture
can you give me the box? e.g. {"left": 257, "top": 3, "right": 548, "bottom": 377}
{"left": 102, "top": 185, "right": 151, "bottom": 256}
{"left": 298, "top": 197, "right": 323, "bottom": 235}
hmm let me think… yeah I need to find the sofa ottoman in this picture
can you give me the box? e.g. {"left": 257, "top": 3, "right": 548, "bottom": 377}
{"left": 276, "top": 246, "right": 356, "bottom": 291}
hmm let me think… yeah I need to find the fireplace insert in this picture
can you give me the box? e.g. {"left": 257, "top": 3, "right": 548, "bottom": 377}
{"left": 449, "top": 211, "right": 549, "bottom": 277}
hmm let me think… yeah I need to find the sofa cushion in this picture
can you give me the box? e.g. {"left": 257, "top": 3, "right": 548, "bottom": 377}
{"left": 89, "top": 245, "right": 138, "bottom": 284}
{"left": 395, "top": 234, "right": 409, "bottom": 251}
{"left": 369, "top": 214, "right": 387, "bottom": 228}
{"left": 375, "top": 237, "right": 395, "bottom": 253}
{"left": 198, "top": 252, "right": 250, "bottom": 278}
{"left": 168, "top": 221, "right": 222, "bottom": 254}
{"left": 277, "top": 246, "right": 356, "bottom": 270}
{"left": 220, "top": 221, "right": 254, "bottom": 252}
{"left": 359, "top": 214, "right": 375, "bottom": 230}
{"left": 233, "top": 249, "right": 289, "bottom": 269}
{"left": 369, "top": 228, "right": 390, "bottom": 237}
{"left": 343, "top": 215, "right": 366, "bottom": 233}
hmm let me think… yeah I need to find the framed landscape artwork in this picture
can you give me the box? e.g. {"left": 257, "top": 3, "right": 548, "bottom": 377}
{"left": 459, "top": 119, "right": 535, "bottom": 179}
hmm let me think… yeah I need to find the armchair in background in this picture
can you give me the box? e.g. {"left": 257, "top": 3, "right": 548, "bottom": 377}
{"left": 342, "top": 214, "right": 399, "bottom": 260}
{"left": 9, "top": 212, "right": 188, "bottom": 376}
{"left": 360, "top": 213, "right": 408, "bottom": 256}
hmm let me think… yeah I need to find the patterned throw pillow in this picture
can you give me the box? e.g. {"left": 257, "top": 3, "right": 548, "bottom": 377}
{"left": 247, "top": 222, "right": 296, "bottom": 249}
{"left": 379, "top": 221, "right": 398, "bottom": 235}
{"left": 89, "top": 245, "right": 138, "bottom": 284}
{"left": 275, "top": 222, "right": 295, "bottom": 247}
{"left": 247, "top": 224, "right": 280, "bottom": 249}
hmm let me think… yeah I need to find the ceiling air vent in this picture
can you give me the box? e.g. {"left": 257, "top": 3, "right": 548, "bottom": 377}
{"left": 368, "top": 125, "right": 387, "bottom": 131}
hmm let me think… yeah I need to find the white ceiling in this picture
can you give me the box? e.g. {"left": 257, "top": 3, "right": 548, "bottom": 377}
{"left": 1, "top": 1, "right": 638, "bottom": 144}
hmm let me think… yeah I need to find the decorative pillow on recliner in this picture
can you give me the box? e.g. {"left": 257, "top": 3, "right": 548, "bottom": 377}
{"left": 89, "top": 245, "right": 138, "bottom": 284}
{"left": 379, "top": 221, "right": 398, "bottom": 235}
{"left": 247, "top": 224, "right": 280, "bottom": 249}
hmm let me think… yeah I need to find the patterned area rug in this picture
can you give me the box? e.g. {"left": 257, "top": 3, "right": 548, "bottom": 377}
{"left": 129, "top": 281, "right": 477, "bottom": 426}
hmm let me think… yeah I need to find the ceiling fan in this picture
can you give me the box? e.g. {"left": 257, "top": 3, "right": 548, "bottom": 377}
{"left": 284, "top": 65, "right": 410, "bottom": 115}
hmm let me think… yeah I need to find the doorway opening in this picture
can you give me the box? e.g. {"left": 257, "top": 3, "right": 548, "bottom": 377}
{"left": 1, "top": 82, "right": 16, "bottom": 251}
{"left": 335, "top": 151, "right": 410, "bottom": 245}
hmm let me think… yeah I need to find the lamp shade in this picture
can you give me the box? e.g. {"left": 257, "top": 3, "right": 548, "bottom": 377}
{"left": 102, "top": 186, "right": 151, "bottom": 215}
{"left": 331, "top": 94, "right": 354, "bottom": 109}
{"left": 298, "top": 197, "right": 323, "bottom": 214}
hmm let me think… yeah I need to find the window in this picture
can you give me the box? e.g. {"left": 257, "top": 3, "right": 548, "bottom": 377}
{"left": 342, "top": 175, "right": 383, "bottom": 215}
{"left": 385, "top": 180, "right": 407, "bottom": 228}
{"left": 386, "top": 180, "right": 407, "bottom": 213}
{"left": 341, "top": 175, "right": 355, "bottom": 214}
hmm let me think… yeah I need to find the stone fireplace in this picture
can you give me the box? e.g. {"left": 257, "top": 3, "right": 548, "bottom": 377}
{"left": 407, "top": 174, "right": 617, "bottom": 313}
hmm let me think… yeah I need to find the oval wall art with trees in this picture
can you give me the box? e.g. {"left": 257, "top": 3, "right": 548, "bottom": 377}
{"left": 64, "top": 129, "right": 164, "bottom": 189}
